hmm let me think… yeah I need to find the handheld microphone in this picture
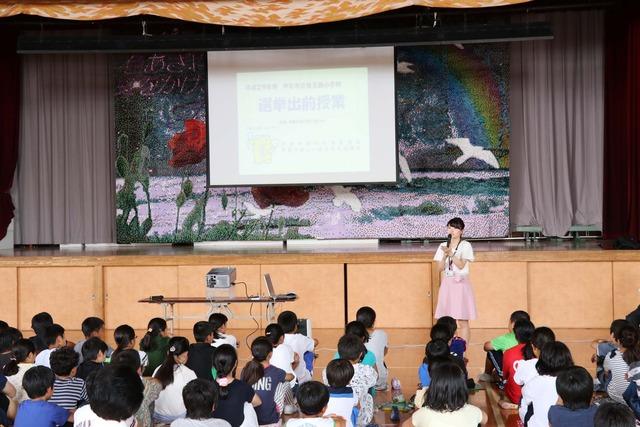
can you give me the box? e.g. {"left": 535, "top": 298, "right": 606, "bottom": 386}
{"left": 446, "top": 234, "right": 452, "bottom": 248}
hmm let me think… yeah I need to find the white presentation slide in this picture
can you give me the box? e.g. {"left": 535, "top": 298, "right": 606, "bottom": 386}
{"left": 207, "top": 47, "right": 397, "bottom": 186}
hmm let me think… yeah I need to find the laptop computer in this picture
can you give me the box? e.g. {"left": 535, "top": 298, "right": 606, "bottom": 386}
{"left": 263, "top": 273, "right": 297, "bottom": 300}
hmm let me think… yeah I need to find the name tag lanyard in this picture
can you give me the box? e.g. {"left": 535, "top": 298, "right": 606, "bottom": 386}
{"left": 447, "top": 240, "right": 462, "bottom": 271}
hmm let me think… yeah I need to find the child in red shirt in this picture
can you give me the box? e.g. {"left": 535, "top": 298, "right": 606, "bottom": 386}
{"left": 501, "top": 319, "right": 536, "bottom": 409}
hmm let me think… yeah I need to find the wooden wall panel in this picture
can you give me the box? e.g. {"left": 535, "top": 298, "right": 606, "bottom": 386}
{"left": 613, "top": 262, "right": 640, "bottom": 319}
{"left": 261, "top": 264, "right": 344, "bottom": 328}
{"left": 469, "top": 262, "right": 528, "bottom": 328}
{"left": 176, "top": 265, "right": 262, "bottom": 330}
{"left": 0, "top": 268, "right": 18, "bottom": 326}
{"left": 347, "top": 263, "right": 432, "bottom": 328}
{"left": 104, "top": 266, "right": 178, "bottom": 330}
{"left": 528, "top": 262, "right": 613, "bottom": 328}
{"left": 18, "top": 267, "right": 96, "bottom": 330}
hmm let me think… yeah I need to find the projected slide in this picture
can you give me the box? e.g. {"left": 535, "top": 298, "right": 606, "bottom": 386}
{"left": 236, "top": 68, "right": 370, "bottom": 176}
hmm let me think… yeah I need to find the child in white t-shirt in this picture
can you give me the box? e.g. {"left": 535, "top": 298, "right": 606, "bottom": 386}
{"left": 278, "top": 311, "right": 317, "bottom": 384}
{"left": 513, "top": 326, "right": 555, "bottom": 387}
{"left": 209, "top": 313, "right": 238, "bottom": 348}
{"left": 356, "top": 306, "right": 388, "bottom": 391}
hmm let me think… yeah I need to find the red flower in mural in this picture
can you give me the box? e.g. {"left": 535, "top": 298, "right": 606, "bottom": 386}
{"left": 168, "top": 119, "right": 206, "bottom": 168}
{"left": 251, "top": 186, "right": 310, "bottom": 209}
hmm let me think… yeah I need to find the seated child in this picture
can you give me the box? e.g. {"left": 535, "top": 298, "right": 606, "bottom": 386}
{"left": 513, "top": 326, "right": 556, "bottom": 388}
{"left": 48, "top": 346, "right": 88, "bottom": 412}
{"left": 171, "top": 378, "right": 232, "bottom": 427}
{"left": 501, "top": 319, "right": 535, "bottom": 409}
{"left": 356, "top": 306, "right": 388, "bottom": 391}
{"left": 76, "top": 337, "right": 107, "bottom": 381}
{"left": 186, "top": 321, "right": 217, "bottom": 381}
{"left": 481, "top": 310, "right": 530, "bottom": 383}
{"left": 278, "top": 311, "right": 317, "bottom": 384}
{"left": 604, "top": 323, "right": 640, "bottom": 403}
{"left": 34, "top": 324, "right": 66, "bottom": 368}
{"left": 286, "top": 381, "right": 346, "bottom": 427}
{"left": 111, "top": 324, "right": 149, "bottom": 371}
{"left": 429, "top": 325, "right": 472, "bottom": 387}
{"left": 140, "top": 317, "right": 171, "bottom": 377}
{"left": 324, "top": 359, "right": 358, "bottom": 427}
{"left": 593, "top": 401, "right": 636, "bottom": 427}
{"left": 74, "top": 364, "right": 144, "bottom": 426}
{"left": 404, "top": 360, "right": 487, "bottom": 427}
{"left": 29, "top": 312, "right": 54, "bottom": 354}
{"left": 209, "top": 313, "right": 238, "bottom": 348}
{"left": 592, "top": 319, "right": 631, "bottom": 391}
{"left": 333, "top": 321, "right": 376, "bottom": 368}
{"left": 415, "top": 340, "right": 466, "bottom": 406}
{"left": 14, "top": 366, "right": 68, "bottom": 427}
{"left": 435, "top": 316, "right": 466, "bottom": 360}
{"left": 5, "top": 338, "right": 36, "bottom": 402}
{"left": 73, "top": 316, "right": 113, "bottom": 364}
{"left": 548, "top": 366, "right": 597, "bottom": 427}
{"left": 264, "top": 323, "right": 297, "bottom": 414}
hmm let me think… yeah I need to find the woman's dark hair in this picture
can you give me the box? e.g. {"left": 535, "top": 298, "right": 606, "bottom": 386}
{"left": 183, "top": 378, "right": 219, "bottom": 419}
{"left": 110, "top": 349, "right": 142, "bottom": 372}
{"left": 81, "top": 337, "right": 108, "bottom": 362}
{"left": 424, "top": 339, "right": 450, "bottom": 366}
{"left": 31, "top": 312, "right": 53, "bottom": 336}
{"left": 140, "top": 318, "right": 167, "bottom": 352}
{"left": 615, "top": 325, "right": 640, "bottom": 364}
{"left": 264, "top": 323, "right": 284, "bottom": 346}
{"left": 536, "top": 341, "right": 574, "bottom": 376}
{"left": 430, "top": 324, "right": 453, "bottom": 342}
{"left": 153, "top": 336, "right": 190, "bottom": 389}
{"left": 531, "top": 327, "right": 556, "bottom": 352}
{"left": 208, "top": 313, "right": 229, "bottom": 340}
{"left": 355, "top": 307, "right": 376, "bottom": 329}
{"left": 326, "top": 359, "right": 354, "bottom": 388}
{"left": 555, "top": 366, "right": 594, "bottom": 410}
{"left": 213, "top": 344, "right": 238, "bottom": 399}
{"left": 3, "top": 338, "right": 35, "bottom": 376}
{"left": 277, "top": 311, "right": 298, "bottom": 334}
{"left": 50, "top": 346, "right": 80, "bottom": 376}
{"left": 86, "top": 364, "right": 144, "bottom": 421}
{"left": 112, "top": 324, "right": 136, "bottom": 356}
{"left": 81, "top": 317, "right": 105, "bottom": 338}
{"left": 594, "top": 401, "right": 636, "bottom": 427}
{"left": 436, "top": 317, "right": 458, "bottom": 337}
{"left": 345, "top": 321, "right": 370, "bottom": 343}
{"left": 424, "top": 360, "right": 468, "bottom": 412}
{"left": 447, "top": 217, "right": 465, "bottom": 230}
{"left": 296, "top": 381, "right": 330, "bottom": 415}
{"left": 193, "top": 321, "right": 214, "bottom": 343}
{"left": 514, "top": 319, "right": 536, "bottom": 360}
{"left": 240, "top": 337, "right": 272, "bottom": 386}
{"left": 23, "top": 365, "right": 56, "bottom": 399}
{"left": 337, "top": 334, "right": 365, "bottom": 362}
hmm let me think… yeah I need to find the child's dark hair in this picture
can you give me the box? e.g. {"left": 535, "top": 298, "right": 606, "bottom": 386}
{"left": 110, "top": 349, "right": 142, "bottom": 372}
{"left": 44, "top": 324, "right": 65, "bottom": 347}
{"left": 193, "top": 321, "right": 214, "bottom": 343}
{"left": 277, "top": 311, "right": 298, "bottom": 334}
{"left": 514, "top": 319, "right": 536, "bottom": 360}
{"left": 81, "top": 317, "right": 105, "bottom": 338}
{"left": 213, "top": 344, "right": 238, "bottom": 399}
{"left": 424, "top": 360, "right": 468, "bottom": 411}
{"left": 264, "top": 323, "right": 284, "bottom": 346}
{"left": 86, "top": 364, "right": 144, "bottom": 421}
{"left": 81, "top": 337, "right": 108, "bottom": 362}
{"left": 183, "top": 378, "right": 219, "bottom": 419}
{"left": 610, "top": 319, "right": 632, "bottom": 337}
{"left": 447, "top": 217, "right": 465, "bottom": 230}
{"left": 154, "top": 336, "right": 190, "bottom": 389}
{"left": 532, "top": 327, "right": 556, "bottom": 351}
{"left": 510, "top": 310, "right": 530, "bottom": 324}
{"left": 594, "top": 401, "right": 636, "bottom": 427}
{"left": 424, "top": 339, "right": 450, "bottom": 367}
{"left": 430, "top": 323, "right": 453, "bottom": 342}
{"left": 0, "top": 327, "right": 22, "bottom": 351}
{"left": 436, "top": 317, "right": 457, "bottom": 337}
{"left": 337, "top": 334, "right": 365, "bottom": 362}
{"left": 140, "top": 318, "right": 167, "bottom": 352}
{"left": 345, "top": 321, "right": 370, "bottom": 343}
{"left": 536, "top": 341, "right": 574, "bottom": 376}
{"left": 355, "top": 306, "right": 376, "bottom": 329}
{"left": 208, "top": 313, "right": 229, "bottom": 340}
{"left": 31, "top": 312, "right": 53, "bottom": 336}
{"left": 240, "top": 337, "right": 272, "bottom": 386}
{"left": 3, "top": 338, "right": 35, "bottom": 376}
{"left": 50, "top": 346, "right": 80, "bottom": 376}
{"left": 0, "top": 320, "right": 8, "bottom": 332}
{"left": 112, "top": 324, "right": 136, "bottom": 355}
{"left": 23, "top": 365, "right": 56, "bottom": 399}
{"left": 555, "top": 366, "right": 593, "bottom": 410}
{"left": 296, "top": 381, "right": 330, "bottom": 415}
{"left": 616, "top": 325, "right": 640, "bottom": 364}
{"left": 326, "top": 359, "right": 354, "bottom": 388}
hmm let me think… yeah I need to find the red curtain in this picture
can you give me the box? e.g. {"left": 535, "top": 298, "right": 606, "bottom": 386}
{"left": 603, "top": 3, "right": 640, "bottom": 240}
{"left": 0, "top": 30, "right": 19, "bottom": 241}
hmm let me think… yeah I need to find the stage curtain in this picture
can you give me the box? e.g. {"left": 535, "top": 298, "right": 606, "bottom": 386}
{"left": 0, "top": 1, "right": 532, "bottom": 26}
{"left": 602, "top": 4, "right": 640, "bottom": 241}
{"left": 15, "top": 54, "right": 115, "bottom": 244}
{"left": 509, "top": 11, "right": 604, "bottom": 237}
{"left": 0, "top": 31, "right": 19, "bottom": 242}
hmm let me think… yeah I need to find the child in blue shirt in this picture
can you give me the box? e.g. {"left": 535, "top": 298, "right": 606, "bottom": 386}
{"left": 14, "top": 365, "right": 69, "bottom": 427}
{"left": 324, "top": 359, "right": 358, "bottom": 427}
{"left": 548, "top": 366, "right": 597, "bottom": 427}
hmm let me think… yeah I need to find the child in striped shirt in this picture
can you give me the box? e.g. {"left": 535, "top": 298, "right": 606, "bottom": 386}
{"left": 49, "top": 346, "right": 88, "bottom": 412}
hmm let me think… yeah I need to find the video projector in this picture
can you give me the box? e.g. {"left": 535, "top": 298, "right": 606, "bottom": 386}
{"left": 205, "top": 267, "right": 237, "bottom": 299}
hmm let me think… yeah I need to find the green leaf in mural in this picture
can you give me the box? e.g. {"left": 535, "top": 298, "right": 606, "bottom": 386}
{"left": 176, "top": 191, "right": 186, "bottom": 208}
{"left": 116, "top": 156, "right": 129, "bottom": 179}
{"left": 221, "top": 191, "right": 228, "bottom": 210}
{"left": 182, "top": 179, "right": 193, "bottom": 198}
{"left": 141, "top": 217, "right": 153, "bottom": 236}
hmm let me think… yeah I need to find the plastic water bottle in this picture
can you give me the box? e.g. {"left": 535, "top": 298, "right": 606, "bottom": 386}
{"left": 391, "top": 377, "right": 405, "bottom": 403}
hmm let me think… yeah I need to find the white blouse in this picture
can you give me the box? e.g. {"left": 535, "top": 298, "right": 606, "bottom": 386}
{"left": 434, "top": 240, "right": 474, "bottom": 275}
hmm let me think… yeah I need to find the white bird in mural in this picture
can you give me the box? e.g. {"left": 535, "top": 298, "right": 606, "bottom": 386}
{"left": 330, "top": 186, "right": 362, "bottom": 212}
{"left": 398, "top": 154, "right": 413, "bottom": 183}
{"left": 446, "top": 137, "right": 500, "bottom": 169}
{"left": 396, "top": 61, "right": 415, "bottom": 74}
{"left": 243, "top": 201, "right": 272, "bottom": 217}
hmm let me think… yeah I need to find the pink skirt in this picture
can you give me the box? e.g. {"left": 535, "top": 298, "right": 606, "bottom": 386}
{"left": 434, "top": 275, "right": 478, "bottom": 320}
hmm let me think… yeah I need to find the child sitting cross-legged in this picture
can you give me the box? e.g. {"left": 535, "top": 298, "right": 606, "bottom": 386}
{"left": 278, "top": 311, "right": 317, "bottom": 385}
{"left": 286, "top": 381, "right": 346, "bottom": 427}
{"left": 548, "top": 366, "right": 597, "bottom": 427}
{"left": 4, "top": 338, "right": 36, "bottom": 403}
{"left": 356, "top": 306, "right": 388, "bottom": 391}
{"left": 14, "top": 366, "right": 69, "bottom": 427}
{"left": 140, "top": 317, "right": 171, "bottom": 377}
{"left": 324, "top": 359, "right": 358, "bottom": 427}
{"left": 500, "top": 319, "right": 536, "bottom": 409}
{"left": 48, "top": 346, "right": 88, "bottom": 414}
{"left": 513, "top": 326, "right": 556, "bottom": 387}
{"left": 76, "top": 337, "right": 107, "bottom": 381}
{"left": 170, "top": 378, "right": 232, "bottom": 427}
{"left": 209, "top": 313, "right": 238, "bottom": 349}
{"left": 186, "top": 321, "right": 217, "bottom": 381}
